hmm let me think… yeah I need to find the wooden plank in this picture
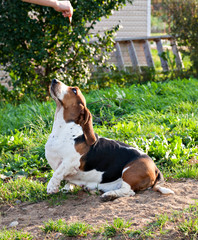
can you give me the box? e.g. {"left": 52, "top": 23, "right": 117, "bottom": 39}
{"left": 90, "top": 35, "right": 173, "bottom": 44}
{"left": 155, "top": 39, "right": 169, "bottom": 71}
{"left": 114, "top": 35, "right": 173, "bottom": 43}
{"left": 115, "top": 42, "right": 125, "bottom": 71}
{"left": 170, "top": 39, "right": 184, "bottom": 69}
{"left": 143, "top": 40, "right": 155, "bottom": 68}
{"left": 128, "top": 40, "right": 141, "bottom": 72}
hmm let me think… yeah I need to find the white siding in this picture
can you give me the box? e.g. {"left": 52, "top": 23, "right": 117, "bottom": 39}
{"left": 92, "top": 0, "right": 150, "bottom": 38}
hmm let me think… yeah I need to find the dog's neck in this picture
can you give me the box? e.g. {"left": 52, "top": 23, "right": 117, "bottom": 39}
{"left": 53, "top": 106, "right": 96, "bottom": 146}
{"left": 52, "top": 107, "right": 83, "bottom": 137}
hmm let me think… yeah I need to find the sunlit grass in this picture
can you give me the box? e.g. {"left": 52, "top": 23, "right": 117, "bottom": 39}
{"left": 151, "top": 48, "right": 192, "bottom": 71}
{"left": 0, "top": 177, "right": 48, "bottom": 204}
{"left": 0, "top": 228, "right": 33, "bottom": 240}
{"left": 43, "top": 219, "right": 91, "bottom": 237}
{"left": 0, "top": 77, "right": 197, "bottom": 203}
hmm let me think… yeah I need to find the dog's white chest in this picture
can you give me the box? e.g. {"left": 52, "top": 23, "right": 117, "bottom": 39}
{"left": 45, "top": 108, "right": 83, "bottom": 171}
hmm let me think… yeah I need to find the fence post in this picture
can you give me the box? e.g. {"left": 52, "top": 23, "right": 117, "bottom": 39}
{"left": 143, "top": 40, "right": 155, "bottom": 68}
{"left": 128, "top": 40, "right": 141, "bottom": 73}
{"left": 170, "top": 39, "right": 184, "bottom": 69}
{"left": 156, "top": 39, "right": 169, "bottom": 71}
{"left": 115, "top": 42, "right": 125, "bottom": 71}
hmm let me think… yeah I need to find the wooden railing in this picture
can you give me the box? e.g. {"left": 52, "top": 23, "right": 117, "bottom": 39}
{"left": 113, "top": 35, "right": 183, "bottom": 72}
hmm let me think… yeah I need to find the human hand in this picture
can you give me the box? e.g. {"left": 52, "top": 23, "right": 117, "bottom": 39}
{"left": 54, "top": 0, "right": 73, "bottom": 21}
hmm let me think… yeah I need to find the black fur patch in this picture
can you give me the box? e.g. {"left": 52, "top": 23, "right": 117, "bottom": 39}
{"left": 79, "top": 136, "right": 148, "bottom": 183}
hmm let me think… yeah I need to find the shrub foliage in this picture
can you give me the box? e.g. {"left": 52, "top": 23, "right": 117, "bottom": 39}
{"left": 164, "top": 0, "right": 198, "bottom": 75}
{"left": 0, "top": 0, "right": 132, "bottom": 100}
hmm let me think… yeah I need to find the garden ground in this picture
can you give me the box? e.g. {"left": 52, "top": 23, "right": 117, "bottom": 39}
{"left": 1, "top": 178, "right": 198, "bottom": 239}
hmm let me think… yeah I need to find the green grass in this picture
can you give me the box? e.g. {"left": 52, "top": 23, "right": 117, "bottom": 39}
{"left": 0, "top": 228, "right": 33, "bottom": 240}
{"left": 0, "top": 176, "right": 82, "bottom": 205}
{"left": 42, "top": 218, "right": 132, "bottom": 238}
{"left": 0, "top": 77, "right": 198, "bottom": 204}
{"left": 0, "top": 76, "right": 198, "bottom": 240}
{"left": 103, "top": 218, "right": 132, "bottom": 237}
{"left": 0, "top": 177, "right": 48, "bottom": 204}
{"left": 43, "top": 219, "right": 91, "bottom": 237}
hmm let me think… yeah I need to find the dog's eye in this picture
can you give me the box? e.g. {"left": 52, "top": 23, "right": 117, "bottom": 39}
{"left": 72, "top": 88, "right": 77, "bottom": 95}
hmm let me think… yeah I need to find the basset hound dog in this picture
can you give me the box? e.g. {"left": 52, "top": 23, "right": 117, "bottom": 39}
{"left": 45, "top": 79, "right": 174, "bottom": 201}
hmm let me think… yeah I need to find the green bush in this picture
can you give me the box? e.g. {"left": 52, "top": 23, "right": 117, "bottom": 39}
{"left": 164, "top": 0, "right": 198, "bottom": 75}
{"left": 0, "top": 0, "right": 132, "bottom": 101}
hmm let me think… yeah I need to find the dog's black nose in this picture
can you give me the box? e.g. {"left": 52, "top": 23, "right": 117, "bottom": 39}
{"left": 52, "top": 79, "right": 58, "bottom": 85}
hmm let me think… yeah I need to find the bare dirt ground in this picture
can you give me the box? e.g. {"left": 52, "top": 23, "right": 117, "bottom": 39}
{"left": 1, "top": 178, "right": 198, "bottom": 239}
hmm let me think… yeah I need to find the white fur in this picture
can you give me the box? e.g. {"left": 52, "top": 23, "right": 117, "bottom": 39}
{"left": 66, "top": 169, "right": 103, "bottom": 187}
{"left": 155, "top": 186, "right": 175, "bottom": 195}
{"left": 67, "top": 175, "right": 122, "bottom": 193}
{"left": 45, "top": 107, "right": 83, "bottom": 193}
{"left": 45, "top": 106, "right": 115, "bottom": 194}
{"left": 101, "top": 181, "right": 135, "bottom": 200}
{"left": 98, "top": 179, "right": 123, "bottom": 192}
{"left": 122, "top": 166, "right": 130, "bottom": 175}
{"left": 57, "top": 82, "right": 68, "bottom": 101}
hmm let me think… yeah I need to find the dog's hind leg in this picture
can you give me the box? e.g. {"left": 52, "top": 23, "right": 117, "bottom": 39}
{"left": 100, "top": 181, "right": 135, "bottom": 202}
{"left": 153, "top": 185, "right": 174, "bottom": 195}
{"left": 152, "top": 167, "right": 174, "bottom": 195}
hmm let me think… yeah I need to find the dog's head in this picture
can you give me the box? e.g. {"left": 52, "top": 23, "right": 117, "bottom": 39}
{"left": 50, "top": 79, "right": 96, "bottom": 145}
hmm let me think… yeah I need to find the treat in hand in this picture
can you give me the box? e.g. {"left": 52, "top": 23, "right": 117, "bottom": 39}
{"left": 55, "top": 0, "right": 73, "bottom": 22}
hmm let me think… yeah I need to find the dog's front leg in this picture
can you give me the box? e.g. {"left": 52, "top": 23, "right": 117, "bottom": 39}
{"left": 47, "top": 161, "right": 71, "bottom": 194}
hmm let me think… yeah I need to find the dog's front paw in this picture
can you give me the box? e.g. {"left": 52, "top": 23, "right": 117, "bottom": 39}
{"left": 100, "top": 192, "right": 118, "bottom": 202}
{"left": 47, "top": 179, "right": 60, "bottom": 194}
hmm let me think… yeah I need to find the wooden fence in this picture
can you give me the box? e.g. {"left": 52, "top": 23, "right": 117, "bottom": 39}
{"left": 113, "top": 35, "right": 183, "bottom": 72}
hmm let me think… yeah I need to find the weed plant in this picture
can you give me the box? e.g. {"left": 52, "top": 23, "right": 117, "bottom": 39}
{"left": 103, "top": 218, "right": 132, "bottom": 237}
{"left": 43, "top": 219, "right": 91, "bottom": 237}
{"left": 0, "top": 177, "right": 47, "bottom": 204}
{"left": 0, "top": 228, "right": 33, "bottom": 240}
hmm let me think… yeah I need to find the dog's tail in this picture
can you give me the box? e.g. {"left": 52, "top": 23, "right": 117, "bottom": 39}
{"left": 152, "top": 168, "right": 174, "bottom": 195}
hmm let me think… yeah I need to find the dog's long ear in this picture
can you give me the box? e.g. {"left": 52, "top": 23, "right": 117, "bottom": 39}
{"left": 78, "top": 106, "right": 96, "bottom": 146}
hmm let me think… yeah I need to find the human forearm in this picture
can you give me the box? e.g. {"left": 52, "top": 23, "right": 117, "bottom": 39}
{"left": 22, "top": 0, "right": 73, "bottom": 19}
{"left": 22, "top": 0, "right": 58, "bottom": 9}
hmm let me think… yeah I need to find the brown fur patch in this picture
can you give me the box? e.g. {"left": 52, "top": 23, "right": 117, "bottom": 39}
{"left": 62, "top": 87, "right": 86, "bottom": 123}
{"left": 60, "top": 87, "right": 96, "bottom": 145}
{"left": 79, "top": 158, "right": 86, "bottom": 171}
{"left": 51, "top": 81, "right": 96, "bottom": 146}
{"left": 75, "top": 142, "right": 90, "bottom": 156}
{"left": 53, "top": 84, "right": 96, "bottom": 146}
{"left": 122, "top": 157, "right": 158, "bottom": 191}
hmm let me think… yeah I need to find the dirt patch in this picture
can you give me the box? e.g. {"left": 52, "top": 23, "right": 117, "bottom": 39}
{"left": 1, "top": 179, "right": 198, "bottom": 238}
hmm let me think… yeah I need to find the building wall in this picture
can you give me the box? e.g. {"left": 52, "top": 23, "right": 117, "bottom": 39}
{"left": 92, "top": 0, "right": 151, "bottom": 67}
{"left": 92, "top": 0, "right": 150, "bottom": 38}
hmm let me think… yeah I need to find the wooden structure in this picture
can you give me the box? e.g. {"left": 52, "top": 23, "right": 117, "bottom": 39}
{"left": 93, "top": 0, "right": 151, "bottom": 38}
{"left": 91, "top": 0, "right": 154, "bottom": 71}
{"left": 111, "top": 35, "right": 183, "bottom": 72}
